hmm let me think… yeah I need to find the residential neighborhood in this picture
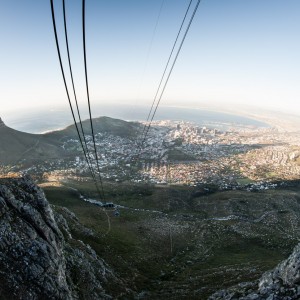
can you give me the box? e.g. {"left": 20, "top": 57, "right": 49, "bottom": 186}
{"left": 4, "top": 120, "right": 298, "bottom": 191}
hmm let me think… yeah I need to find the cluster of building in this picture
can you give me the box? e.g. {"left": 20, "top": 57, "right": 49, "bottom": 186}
{"left": 139, "top": 122, "right": 300, "bottom": 186}
{"left": 3, "top": 120, "right": 300, "bottom": 189}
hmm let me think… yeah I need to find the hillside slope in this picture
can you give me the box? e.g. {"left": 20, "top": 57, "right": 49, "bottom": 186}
{"left": 0, "top": 177, "right": 130, "bottom": 299}
{"left": 42, "top": 179, "right": 300, "bottom": 299}
{"left": 0, "top": 116, "right": 141, "bottom": 166}
{"left": 209, "top": 242, "right": 300, "bottom": 299}
{"left": 46, "top": 116, "right": 142, "bottom": 140}
{"left": 0, "top": 118, "right": 63, "bottom": 165}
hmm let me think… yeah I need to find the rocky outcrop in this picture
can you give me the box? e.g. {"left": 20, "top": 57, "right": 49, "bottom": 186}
{"left": 256, "top": 243, "right": 300, "bottom": 299}
{"left": 0, "top": 177, "right": 129, "bottom": 299}
{"left": 209, "top": 243, "right": 300, "bottom": 299}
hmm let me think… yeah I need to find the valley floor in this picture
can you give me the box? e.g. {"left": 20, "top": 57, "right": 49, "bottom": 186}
{"left": 42, "top": 179, "right": 300, "bottom": 299}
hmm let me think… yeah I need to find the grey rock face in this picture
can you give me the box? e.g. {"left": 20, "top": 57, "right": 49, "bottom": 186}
{"left": 0, "top": 177, "right": 128, "bottom": 299}
{"left": 209, "top": 242, "right": 300, "bottom": 300}
{"left": 256, "top": 243, "right": 300, "bottom": 300}
{"left": 0, "top": 176, "right": 71, "bottom": 300}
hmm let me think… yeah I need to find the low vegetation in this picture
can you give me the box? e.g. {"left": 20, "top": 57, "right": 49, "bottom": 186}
{"left": 43, "top": 180, "right": 300, "bottom": 298}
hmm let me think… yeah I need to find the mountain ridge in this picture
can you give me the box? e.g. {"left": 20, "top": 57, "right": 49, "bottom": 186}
{"left": 0, "top": 116, "right": 141, "bottom": 165}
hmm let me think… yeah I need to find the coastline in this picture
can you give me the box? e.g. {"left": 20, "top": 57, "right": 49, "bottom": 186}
{"left": 2, "top": 104, "right": 274, "bottom": 134}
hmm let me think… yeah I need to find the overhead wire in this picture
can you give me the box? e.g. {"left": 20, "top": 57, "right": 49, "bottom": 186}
{"left": 62, "top": 0, "right": 108, "bottom": 200}
{"left": 82, "top": 0, "right": 111, "bottom": 232}
{"left": 82, "top": 0, "right": 106, "bottom": 201}
{"left": 50, "top": 0, "right": 104, "bottom": 199}
{"left": 139, "top": 0, "right": 193, "bottom": 142}
{"left": 144, "top": 0, "right": 201, "bottom": 138}
{"left": 51, "top": 0, "right": 200, "bottom": 206}
{"left": 62, "top": 0, "right": 92, "bottom": 163}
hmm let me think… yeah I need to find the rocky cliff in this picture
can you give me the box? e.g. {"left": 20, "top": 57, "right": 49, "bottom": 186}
{"left": 209, "top": 242, "right": 300, "bottom": 299}
{"left": 0, "top": 177, "right": 129, "bottom": 299}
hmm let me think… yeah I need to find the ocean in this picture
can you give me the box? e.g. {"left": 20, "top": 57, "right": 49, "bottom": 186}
{"left": 3, "top": 104, "right": 269, "bottom": 134}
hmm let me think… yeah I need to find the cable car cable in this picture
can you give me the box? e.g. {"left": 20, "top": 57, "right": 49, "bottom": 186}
{"left": 82, "top": 0, "right": 106, "bottom": 201}
{"left": 62, "top": 0, "right": 92, "bottom": 164}
{"left": 50, "top": 0, "right": 103, "bottom": 199}
{"left": 139, "top": 0, "right": 193, "bottom": 143}
{"left": 140, "top": 0, "right": 201, "bottom": 151}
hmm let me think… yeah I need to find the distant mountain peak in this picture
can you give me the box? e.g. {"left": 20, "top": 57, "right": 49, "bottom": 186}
{"left": 0, "top": 117, "right": 5, "bottom": 127}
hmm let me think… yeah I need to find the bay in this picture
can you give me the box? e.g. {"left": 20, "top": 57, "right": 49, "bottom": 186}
{"left": 3, "top": 104, "right": 269, "bottom": 134}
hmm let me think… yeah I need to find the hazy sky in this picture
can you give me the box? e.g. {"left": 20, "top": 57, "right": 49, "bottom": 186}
{"left": 1, "top": 0, "right": 300, "bottom": 116}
